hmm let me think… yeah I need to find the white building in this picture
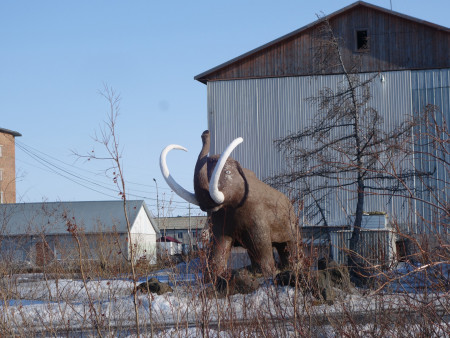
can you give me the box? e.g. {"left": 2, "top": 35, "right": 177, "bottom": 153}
{"left": 0, "top": 200, "right": 160, "bottom": 266}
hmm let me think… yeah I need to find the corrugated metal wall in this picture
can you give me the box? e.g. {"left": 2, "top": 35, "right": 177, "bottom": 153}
{"left": 411, "top": 69, "right": 450, "bottom": 234}
{"left": 330, "top": 229, "right": 396, "bottom": 266}
{"left": 207, "top": 69, "right": 449, "bottom": 233}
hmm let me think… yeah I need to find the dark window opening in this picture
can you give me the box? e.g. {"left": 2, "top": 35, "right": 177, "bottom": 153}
{"left": 178, "top": 232, "right": 183, "bottom": 239}
{"left": 356, "top": 30, "right": 369, "bottom": 50}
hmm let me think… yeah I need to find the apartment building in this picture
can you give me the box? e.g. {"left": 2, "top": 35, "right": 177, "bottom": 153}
{"left": 0, "top": 128, "right": 21, "bottom": 203}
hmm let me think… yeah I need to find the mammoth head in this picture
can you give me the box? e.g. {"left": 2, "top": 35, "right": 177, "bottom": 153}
{"left": 160, "top": 130, "right": 243, "bottom": 212}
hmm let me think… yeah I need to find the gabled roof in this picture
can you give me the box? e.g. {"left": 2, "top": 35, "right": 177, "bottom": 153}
{"left": 195, "top": 1, "right": 449, "bottom": 84}
{"left": 0, "top": 200, "right": 159, "bottom": 236}
{"left": 0, "top": 128, "right": 22, "bottom": 137}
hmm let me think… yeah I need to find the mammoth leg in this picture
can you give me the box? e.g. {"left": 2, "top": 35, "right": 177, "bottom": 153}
{"left": 207, "top": 210, "right": 234, "bottom": 278}
{"left": 208, "top": 234, "right": 233, "bottom": 278}
{"left": 254, "top": 242, "right": 276, "bottom": 277}
{"left": 243, "top": 231, "right": 276, "bottom": 277}
{"left": 273, "top": 241, "right": 291, "bottom": 270}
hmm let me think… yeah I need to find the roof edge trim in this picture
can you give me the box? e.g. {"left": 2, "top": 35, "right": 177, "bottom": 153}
{"left": 0, "top": 128, "right": 22, "bottom": 137}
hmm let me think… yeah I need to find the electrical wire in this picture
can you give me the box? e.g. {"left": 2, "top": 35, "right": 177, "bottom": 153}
{"left": 15, "top": 141, "right": 200, "bottom": 212}
{"left": 16, "top": 140, "right": 174, "bottom": 192}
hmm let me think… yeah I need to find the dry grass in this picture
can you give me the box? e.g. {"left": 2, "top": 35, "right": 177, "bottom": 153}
{"left": 0, "top": 222, "right": 448, "bottom": 337}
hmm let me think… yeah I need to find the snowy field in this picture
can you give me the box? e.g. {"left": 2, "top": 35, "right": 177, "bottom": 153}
{"left": 1, "top": 262, "right": 448, "bottom": 337}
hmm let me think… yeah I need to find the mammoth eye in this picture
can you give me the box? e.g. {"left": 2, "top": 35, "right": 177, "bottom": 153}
{"left": 225, "top": 170, "right": 231, "bottom": 175}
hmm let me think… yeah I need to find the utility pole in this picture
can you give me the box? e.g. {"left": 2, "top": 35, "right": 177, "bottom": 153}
{"left": 153, "top": 178, "right": 163, "bottom": 237}
{"left": 188, "top": 203, "right": 192, "bottom": 254}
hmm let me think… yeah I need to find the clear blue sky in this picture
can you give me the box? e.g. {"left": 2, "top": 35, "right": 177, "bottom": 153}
{"left": 1, "top": 0, "right": 448, "bottom": 217}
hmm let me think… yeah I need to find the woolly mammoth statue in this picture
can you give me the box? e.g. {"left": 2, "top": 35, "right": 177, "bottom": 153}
{"left": 160, "top": 130, "right": 297, "bottom": 277}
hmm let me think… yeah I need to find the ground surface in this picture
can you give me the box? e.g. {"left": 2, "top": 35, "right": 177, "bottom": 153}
{"left": 0, "top": 261, "right": 448, "bottom": 336}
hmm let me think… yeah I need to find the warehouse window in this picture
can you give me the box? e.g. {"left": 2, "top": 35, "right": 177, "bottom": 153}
{"left": 0, "top": 191, "right": 3, "bottom": 204}
{"left": 356, "top": 29, "right": 369, "bottom": 51}
{"left": 0, "top": 145, "right": 2, "bottom": 157}
{"left": 178, "top": 232, "right": 183, "bottom": 239}
{"left": 0, "top": 169, "right": 3, "bottom": 181}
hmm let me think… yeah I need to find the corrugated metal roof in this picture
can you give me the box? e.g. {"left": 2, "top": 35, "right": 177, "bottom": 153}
{"left": 0, "top": 200, "right": 159, "bottom": 236}
{"left": 155, "top": 216, "right": 207, "bottom": 230}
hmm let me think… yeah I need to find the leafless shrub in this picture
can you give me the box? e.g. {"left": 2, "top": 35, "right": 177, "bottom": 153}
{"left": 1, "top": 71, "right": 448, "bottom": 338}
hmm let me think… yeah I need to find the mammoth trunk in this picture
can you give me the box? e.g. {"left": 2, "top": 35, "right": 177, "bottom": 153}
{"left": 194, "top": 131, "right": 211, "bottom": 198}
{"left": 160, "top": 130, "right": 244, "bottom": 212}
{"left": 194, "top": 131, "right": 219, "bottom": 211}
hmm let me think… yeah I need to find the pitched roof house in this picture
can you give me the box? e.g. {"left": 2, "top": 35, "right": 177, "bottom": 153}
{"left": 0, "top": 200, "right": 160, "bottom": 266}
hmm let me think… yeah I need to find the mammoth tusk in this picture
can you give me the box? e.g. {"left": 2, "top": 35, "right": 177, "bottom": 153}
{"left": 160, "top": 145, "right": 199, "bottom": 206}
{"left": 209, "top": 137, "right": 244, "bottom": 204}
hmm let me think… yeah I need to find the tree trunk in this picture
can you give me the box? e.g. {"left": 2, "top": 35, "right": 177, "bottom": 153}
{"left": 348, "top": 176, "right": 367, "bottom": 285}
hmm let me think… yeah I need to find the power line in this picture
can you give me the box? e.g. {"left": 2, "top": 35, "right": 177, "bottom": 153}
{"left": 16, "top": 143, "right": 120, "bottom": 200}
{"left": 16, "top": 140, "right": 177, "bottom": 192}
{"left": 15, "top": 141, "right": 198, "bottom": 211}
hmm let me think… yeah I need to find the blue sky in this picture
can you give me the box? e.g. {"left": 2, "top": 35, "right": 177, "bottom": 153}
{"left": 1, "top": 0, "right": 448, "bottom": 217}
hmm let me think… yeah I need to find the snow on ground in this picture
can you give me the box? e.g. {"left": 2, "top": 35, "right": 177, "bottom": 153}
{"left": 0, "top": 261, "right": 448, "bottom": 336}
{"left": 378, "top": 261, "right": 450, "bottom": 293}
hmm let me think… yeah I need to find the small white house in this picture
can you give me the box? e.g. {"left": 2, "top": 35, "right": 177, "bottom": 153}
{"left": 0, "top": 200, "right": 160, "bottom": 266}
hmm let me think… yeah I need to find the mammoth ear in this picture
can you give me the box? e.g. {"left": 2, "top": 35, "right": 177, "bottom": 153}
{"left": 209, "top": 137, "right": 244, "bottom": 204}
{"left": 160, "top": 144, "right": 199, "bottom": 206}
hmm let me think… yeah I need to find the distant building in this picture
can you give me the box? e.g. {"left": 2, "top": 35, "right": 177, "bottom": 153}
{"left": 0, "top": 200, "right": 160, "bottom": 266}
{"left": 157, "top": 235, "right": 183, "bottom": 256}
{"left": 155, "top": 216, "right": 208, "bottom": 254}
{"left": 0, "top": 128, "right": 21, "bottom": 204}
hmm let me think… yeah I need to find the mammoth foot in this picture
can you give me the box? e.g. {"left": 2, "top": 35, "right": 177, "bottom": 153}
{"left": 210, "top": 269, "right": 261, "bottom": 297}
{"left": 135, "top": 278, "right": 173, "bottom": 295}
{"left": 274, "top": 260, "right": 355, "bottom": 303}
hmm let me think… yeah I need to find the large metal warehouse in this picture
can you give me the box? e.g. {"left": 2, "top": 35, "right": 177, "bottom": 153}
{"left": 195, "top": 1, "right": 449, "bottom": 244}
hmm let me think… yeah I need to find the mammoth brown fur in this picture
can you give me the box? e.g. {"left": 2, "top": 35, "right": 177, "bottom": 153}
{"left": 160, "top": 130, "right": 297, "bottom": 277}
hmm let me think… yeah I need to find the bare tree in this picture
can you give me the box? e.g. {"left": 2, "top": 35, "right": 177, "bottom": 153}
{"left": 75, "top": 84, "right": 142, "bottom": 335}
{"left": 270, "top": 18, "right": 428, "bottom": 284}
